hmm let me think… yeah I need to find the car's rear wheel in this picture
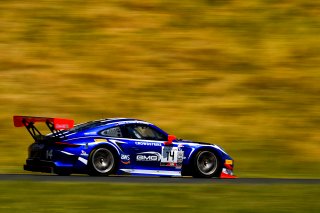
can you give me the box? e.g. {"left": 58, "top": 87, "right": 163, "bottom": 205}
{"left": 192, "top": 150, "right": 221, "bottom": 178}
{"left": 88, "top": 147, "right": 116, "bottom": 176}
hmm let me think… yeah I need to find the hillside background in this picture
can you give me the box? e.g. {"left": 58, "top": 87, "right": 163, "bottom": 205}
{"left": 0, "top": 0, "right": 319, "bottom": 177}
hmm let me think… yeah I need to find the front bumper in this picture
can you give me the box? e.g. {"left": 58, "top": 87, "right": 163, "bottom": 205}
{"left": 220, "top": 168, "right": 237, "bottom": 178}
{"left": 220, "top": 160, "right": 237, "bottom": 179}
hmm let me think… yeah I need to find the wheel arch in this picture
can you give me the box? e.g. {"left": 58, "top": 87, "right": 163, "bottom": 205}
{"left": 89, "top": 143, "right": 120, "bottom": 160}
{"left": 87, "top": 143, "right": 120, "bottom": 176}
{"left": 182, "top": 146, "right": 224, "bottom": 176}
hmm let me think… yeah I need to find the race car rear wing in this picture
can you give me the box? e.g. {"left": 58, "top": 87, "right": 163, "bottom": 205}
{"left": 13, "top": 116, "right": 74, "bottom": 141}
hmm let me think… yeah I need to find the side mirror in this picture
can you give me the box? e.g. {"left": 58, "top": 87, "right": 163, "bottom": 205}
{"left": 164, "top": 135, "right": 176, "bottom": 146}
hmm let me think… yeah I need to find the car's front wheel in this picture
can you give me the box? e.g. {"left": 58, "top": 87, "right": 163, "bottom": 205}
{"left": 88, "top": 147, "right": 116, "bottom": 176}
{"left": 192, "top": 150, "right": 222, "bottom": 178}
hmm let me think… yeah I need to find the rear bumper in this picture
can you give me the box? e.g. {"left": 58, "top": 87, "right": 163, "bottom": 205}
{"left": 24, "top": 159, "right": 55, "bottom": 173}
{"left": 24, "top": 158, "right": 77, "bottom": 174}
{"left": 24, "top": 164, "right": 53, "bottom": 173}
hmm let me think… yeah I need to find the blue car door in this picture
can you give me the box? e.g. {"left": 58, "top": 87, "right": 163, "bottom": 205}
{"left": 121, "top": 123, "right": 183, "bottom": 176}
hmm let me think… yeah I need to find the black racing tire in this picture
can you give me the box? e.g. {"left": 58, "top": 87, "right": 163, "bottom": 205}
{"left": 192, "top": 150, "right": 222, "bottom": 178}
{"left": 88, "top": 147, "right": 117, "bottom": 176}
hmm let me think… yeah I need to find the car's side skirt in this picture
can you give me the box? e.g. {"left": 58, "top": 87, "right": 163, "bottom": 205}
{"left": 120, "top": 169, "right": 181, "bottom": 177}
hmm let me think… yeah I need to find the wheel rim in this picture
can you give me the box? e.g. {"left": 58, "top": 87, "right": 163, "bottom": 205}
{"left": 196, "top": 151, "right": 218, "bottom": 176}
{"left": 92, "top": 148, "right": 114, "bottom": 173}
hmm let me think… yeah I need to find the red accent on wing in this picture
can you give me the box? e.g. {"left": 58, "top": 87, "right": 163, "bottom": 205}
{"left": 13, "top": 115, "right": 74, "bottom": 129}
{"left": 13, "top": 116, "right": 52, "bottom": 127}
{"left": 53, "top": 118, "right": 74, "bottom": 130}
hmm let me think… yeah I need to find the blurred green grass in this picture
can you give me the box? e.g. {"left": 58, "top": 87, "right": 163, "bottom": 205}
{"left": 0, "top": 0, "right": 320, "bottom": 177}
{"left": 0, "top": 181, "right": 319, "bottom": 213}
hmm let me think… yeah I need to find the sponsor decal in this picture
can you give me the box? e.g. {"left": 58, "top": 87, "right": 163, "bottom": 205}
{"left": 94, "top": 138, "right": 107, "bottom": 142}
{"left": 136, "top": 152, "right": 161, "bottom": 162}
{"left": 32, "top": 143, "right": 45, "bottom": 150}
{"left": 135, "top": 142, "right": 161, "bottom": 146}
{"left": 121, "top": 154, "right": 131, "bottom": 165}
{"left": 177, "top": 150, "right": 184, "bottom": 163}
{"left": 121, "top": 154, "right": 130, "bottom": 161}
{"left": 55, "top": 124, "right": 69, "bottom": 129}
{"left": 80, "top": 150, "right": 88, "bottom": 156}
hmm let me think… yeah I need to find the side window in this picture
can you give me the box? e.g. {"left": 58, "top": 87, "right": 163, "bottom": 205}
{"left": 100, "top": 126, "right": 123, "bottom": 138}
{"left": 123, "top": 124, "right": 166, "bottom": 141}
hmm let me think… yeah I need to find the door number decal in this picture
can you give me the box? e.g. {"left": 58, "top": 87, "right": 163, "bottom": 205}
{"left": 161, "top": 147, "right": 184, "bottom": 167}
{"left": 46, "top": 149, "right": 53, "bottom": 160}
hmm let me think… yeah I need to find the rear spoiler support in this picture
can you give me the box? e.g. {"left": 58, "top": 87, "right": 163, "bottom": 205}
{"left": 45, "top": 120, "right": 67, "bottom": 139}
{"left": 13, "top": 116, "right": 74, "bottom": 141}
{"left": 23, "top": 119, "right": 43, "bottom": 141}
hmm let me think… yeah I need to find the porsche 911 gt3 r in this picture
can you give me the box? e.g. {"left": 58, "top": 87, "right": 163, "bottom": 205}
{"left": 13, "top": 116, "right": 236, "bottom": 178}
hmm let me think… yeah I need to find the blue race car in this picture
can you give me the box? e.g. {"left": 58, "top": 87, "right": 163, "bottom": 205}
{"left": 13, "top": 116, "right": 236, "bottom": 178}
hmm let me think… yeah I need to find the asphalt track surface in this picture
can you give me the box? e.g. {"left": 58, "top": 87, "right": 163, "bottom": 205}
{"left": 0, "top": 174, "right": 319, "bottom": 184}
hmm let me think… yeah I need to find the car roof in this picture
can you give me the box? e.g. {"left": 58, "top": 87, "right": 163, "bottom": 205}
{"left": 68, "top": 118, "right": 149, "bottom": 133}
{"left": 91, "top": 118, "right": 145, "bottom": 125}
